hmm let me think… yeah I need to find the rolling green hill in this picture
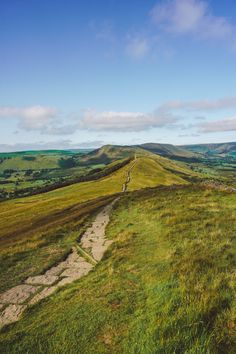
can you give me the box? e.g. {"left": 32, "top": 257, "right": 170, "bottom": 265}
{"left": 0, "top": 149, "right": 90, "bottom": 172}
{"left": 0, "top": 154, "right": 61, "bottom": 171}
{"left": 0, "top": 154, "right": 193, "bottom": 293}
{"left": 126, "top": 156, "right": 188, "bottom": 190}
{"left": 0, "top": 145, "right": 235, "bottom": 353}
{"left": 0, "top": 160, "right": 129, "bottom": 293}
{"left": 0, "top": 185, "right": 235, "bottom": 353}
{"left": 77, "top": 143, "right": 201, "bottom": 166}
{"left": 139, "top": 142, "right": 200, "bottom": 160}
{"left": 181, "top": 142, "right": 236, "bottom": 157}
{"left": 77, "top": 145, "right": 139, "bottom": 165}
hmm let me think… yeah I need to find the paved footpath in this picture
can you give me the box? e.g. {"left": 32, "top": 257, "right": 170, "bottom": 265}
{"left": 0, "top": 198, "right": 119, "bottom": 329}
{"left": 0, "top": 158, "right": 136, "bottom": 329}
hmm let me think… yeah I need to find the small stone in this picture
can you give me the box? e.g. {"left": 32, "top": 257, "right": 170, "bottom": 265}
{"left": 0, "top": 285, "right": 40, "bottom": 304}
{"left": 0, "top": 304, "right": 26, "bottom": 327}
{"left": 45, "top": 263, "right": 65, "bottom": 276}
{"left": 60, "top": 265, "right": 92, "bottom": 278}
{"left": 25, "top": 274, "right": 58, "bottom": 286}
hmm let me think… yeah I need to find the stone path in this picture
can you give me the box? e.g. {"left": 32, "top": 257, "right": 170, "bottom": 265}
{"left": 0, "top": 158, "right": 136, "bottom": 329}
{"left": 81, "top": 198, "right": 118, "bottom": 261}
{"left": 0, "top": 199, "right": 118, "bottom": 329}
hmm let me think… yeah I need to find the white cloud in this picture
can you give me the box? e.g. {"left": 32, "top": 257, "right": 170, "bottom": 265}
{"left": 126, "top": 36, "right": 150, "bottom": 58}
{"left": 0, "top": 105, "right": 58, "bottom": 131}
{"left": 160, "top": 97, "right": 236, "bottom": 111}
{"left": 199, "top": 117, "right": 236, "bottom": 132}
{"left": 151, "top": 0, "right": 235, "bottom": 41}
{"left": 2, "top": 96, "right": 236, "bottom": 135}
{"left": 80, "top": 109, "right": 178, "bottom": 131}
{"left": 0, "top": 105, "right": 77, "bottom": 135}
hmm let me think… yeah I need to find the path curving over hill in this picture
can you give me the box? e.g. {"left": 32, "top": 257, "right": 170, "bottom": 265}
{"left": 0, "top": 158, "right": 136, "bottom": 329}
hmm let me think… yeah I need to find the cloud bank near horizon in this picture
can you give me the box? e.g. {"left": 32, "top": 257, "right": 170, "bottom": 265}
{"left": 1, "top": 96, "right": 236, "bottom": 136}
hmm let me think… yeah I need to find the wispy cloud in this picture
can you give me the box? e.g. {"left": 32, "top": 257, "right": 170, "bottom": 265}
{"left": 126, "top": 35, "right": 150, "bottom": 59}
{"left": 79, "top": 108, "right": 178, "bottom": 131}
{"left": 2, "top": 96, "right": 236, "bottom": 135}
{"left": 0, "top": 106, "right": 57, "bottom": 131}
{"left": 150, "top": 0, "right": 235, "bottom": 42}
{"left": 199, "top": 117, "right": 236, "bottom": 132}
{"left": 0, "top": 105, "right": 77, "bottom": 135}
{"left": 160, "top": 97, "right": 236, "bottom": 111}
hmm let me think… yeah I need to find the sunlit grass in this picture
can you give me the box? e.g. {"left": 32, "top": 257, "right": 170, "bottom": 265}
{"left": 0, "top": 185, "right": 235, "bottom": 353}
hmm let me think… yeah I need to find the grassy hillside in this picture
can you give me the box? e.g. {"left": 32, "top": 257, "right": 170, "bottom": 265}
{"left": 0, "top": 155, "right": 61, "bottom": 171}
{"left": 139, "top": 143, "right": 200, "bottom": 159}
{"left": 78, "top": 143, "right": 201, "bottom": 166}
{"left": 182, "top": 142, "right": 236, "bottom": 157}
{"left": 0, "top": 156, "right": 189, "bottom": 249}
{"left": 0, "top": 162, "right": 128, "bottom": 292}
{"left": 0, "top": 150, "right": 106, "bottom": 198}
{"left": 0, "top": 155, "right": 193, "bottom": 293}
{"left": 78, "top": 145, "right": 139, "bottom": 165}
{"left": 0, "top": 150, "right": 86, "bottom": 171}
{"left": 1, "top": 185, "right": 235, "bottom": 353}
{"left": 127, "top": 156, "right": 188, "bottom": 190}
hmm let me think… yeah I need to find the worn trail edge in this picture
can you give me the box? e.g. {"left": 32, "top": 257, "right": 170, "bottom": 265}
{"left": 0, "top": 158, "right": 136, "bottom": 329}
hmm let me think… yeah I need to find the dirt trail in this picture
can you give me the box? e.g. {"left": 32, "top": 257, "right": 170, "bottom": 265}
{"left": 0, "top": 157, "right": 136, "bottom": 329}
{"left": 122, "top": 156, "right": 137, "bottom": 192}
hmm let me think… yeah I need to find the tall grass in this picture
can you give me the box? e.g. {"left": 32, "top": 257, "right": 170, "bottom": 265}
{"left": 0, "top": 185, "right": 235, "bottom": 353}
{"left": 0, "top": 156, "right": 189, "bottom": 293}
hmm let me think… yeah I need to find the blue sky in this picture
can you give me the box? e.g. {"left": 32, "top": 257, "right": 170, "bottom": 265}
{"left": 0, "top": 0, "right": 236, "bottom": 151}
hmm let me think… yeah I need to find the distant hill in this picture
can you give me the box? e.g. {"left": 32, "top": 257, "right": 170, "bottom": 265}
{"left": 78, "top": 143, "right": 201, "bottom": 165}
{"left": 2, "top": 141, "right": 235, "bottom": 173}
{"left": 77, "top": 145, "right": 140, "bottom": 165}
{"left": 181, "top": 142, "right": 236, "bottom": 157}
{"left": 139, "top": 143, "right": 200, "bottom": 161}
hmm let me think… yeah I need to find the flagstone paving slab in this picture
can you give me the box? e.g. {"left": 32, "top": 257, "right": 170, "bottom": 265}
{"left": 0, "top": 304, "right": 26, "bottom": 327}
{"left": 25, "top": 274, "right": 59, "bottom": 286}
{"left": 0, "top": 285, "right": 41, "bottom": 304}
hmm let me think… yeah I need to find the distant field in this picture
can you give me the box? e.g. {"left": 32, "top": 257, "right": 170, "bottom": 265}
{"left": 0, "top": 155, "right": 60, "bottom": 171}
{"left": 0, "top": 185, "right": 235, "bottom": 353}
{"left": 0, "top": 150, "right": 81, "bottom": 171}
{"left": 0, "top": 149, "right": 106, "bottom": 197}
{"left": 1, "top": 145, "right": 234, "bottom": 200}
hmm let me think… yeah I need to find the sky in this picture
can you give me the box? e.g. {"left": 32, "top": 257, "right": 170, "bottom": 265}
{"left": 0, "top": 0, "right": 236, "bottom": 151}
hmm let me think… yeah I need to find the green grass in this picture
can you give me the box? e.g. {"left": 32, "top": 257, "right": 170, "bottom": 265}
{"left": 0, "top": 156, "right": 194, "bottom": 293}
{"left": 140, "top": 142, "right": 200, "bottom": 158}
{"left": 0, "top": 155, "right": 61, "bottom": 171}
{"left": 0, "top": 195, "right": 113, "bottom": 293}
{"left": 0, "top": 161, "right": 129, "bottom": 292}
{"left": 181, "top": 142, "right": 236, "bottom": 157}
{"left": 0, "top": 165, "right": 102, "bottom": 193}
{"left": 0, "top": 185, "right": 235, "bottom": 353}
{"left": 127, "top": 157, "right": 188, "bottom": 190}
{"left": 0, "top": 156, "right": 189, "bottom": 250}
